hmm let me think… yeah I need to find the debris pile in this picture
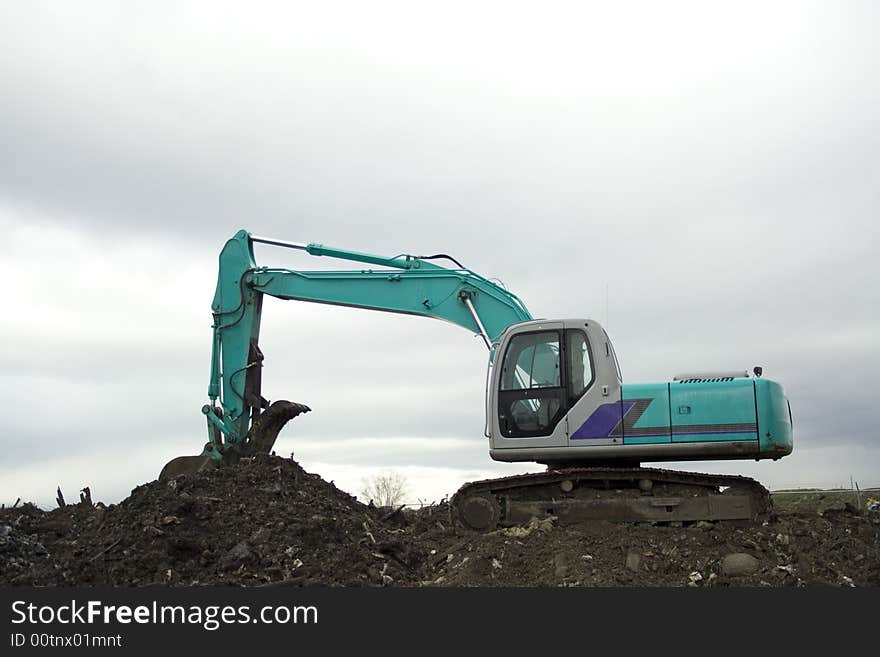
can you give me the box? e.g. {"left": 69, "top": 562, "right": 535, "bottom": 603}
{"left": 2, "top": 456, "right": 879, "bottom": 587}
{"left": 0, "top": 521, "right": 49, "bottom": 579}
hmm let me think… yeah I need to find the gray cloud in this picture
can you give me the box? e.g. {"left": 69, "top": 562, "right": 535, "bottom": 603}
{"left": 2, "top": 2, "right": 878, "bottom": 506}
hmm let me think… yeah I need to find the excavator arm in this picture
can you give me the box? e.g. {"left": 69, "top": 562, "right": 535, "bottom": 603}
{"left": 160, "top": 229, "right": 532, "bottom": 479}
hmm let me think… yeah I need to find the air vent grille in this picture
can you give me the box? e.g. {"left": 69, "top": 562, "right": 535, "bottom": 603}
{"left": 673, "top": 370, "right": 748, "bottom": 382}
{"left": 677, "top": 377, "right": 735, "bottom": 384}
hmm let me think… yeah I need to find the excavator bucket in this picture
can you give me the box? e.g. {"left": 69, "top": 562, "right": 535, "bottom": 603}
{"left": 159, "top": 455, "right": 218, "bottom": 481}
{"left": 245, "top": 400, "right": 312, "bottom": 455}
{"left": 158, "top": 400, "right": 311, "bottom": 481}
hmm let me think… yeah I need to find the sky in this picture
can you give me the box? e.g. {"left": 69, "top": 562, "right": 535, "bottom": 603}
{"left": 1, "top": 1, "right": 878, "bottom": 508}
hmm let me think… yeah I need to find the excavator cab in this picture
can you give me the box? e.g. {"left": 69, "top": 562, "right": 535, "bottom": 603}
{"left": 488, "top": 319, "right": 623, "bottom": 459}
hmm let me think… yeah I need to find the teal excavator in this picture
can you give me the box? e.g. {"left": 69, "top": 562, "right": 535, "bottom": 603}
{"left": 160, "top": 230, "right": 793, "bottom": 529}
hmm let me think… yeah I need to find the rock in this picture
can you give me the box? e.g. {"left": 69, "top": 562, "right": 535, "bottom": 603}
{"left": 625, "top": 552, "right": 641, "bottom": 572}
{"left": 220, "top": 541, "right": 253, "bottom": 570}
{"left": 554, "top": 554, "right": 568, "bottom": 578}
{"left": 693, "top": 521, "right": 714, "bottom": 531}
{"left": 722, "top": 553, "right": 760, "bottom": 576}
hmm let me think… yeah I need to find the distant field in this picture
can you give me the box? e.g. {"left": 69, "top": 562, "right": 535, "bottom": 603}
{"left": 770, "top": 488, "right": 880, "bottom": 514}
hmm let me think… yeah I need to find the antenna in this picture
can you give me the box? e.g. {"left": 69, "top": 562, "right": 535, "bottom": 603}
{"left": 605, "top": 282, "right": 609, "bottom": 329}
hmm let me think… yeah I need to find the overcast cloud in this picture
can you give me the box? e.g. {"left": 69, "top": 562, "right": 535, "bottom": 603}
{"left": 1, "top": 1, "right": 878, "bottom": 506}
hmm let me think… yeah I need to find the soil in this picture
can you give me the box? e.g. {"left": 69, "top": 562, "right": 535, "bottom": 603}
{"left": 2, "top": 455, "right": 879, "bottom": 587}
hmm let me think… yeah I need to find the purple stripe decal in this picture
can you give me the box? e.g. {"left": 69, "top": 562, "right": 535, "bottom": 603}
{"left": 670, "top": 430, "right": 756, "bottom": 436}
{"left": 570, "top": 401, "right": 632, "bottom": 440}
{"left": 623, "top": 431, "right": 756, "bottom": 437}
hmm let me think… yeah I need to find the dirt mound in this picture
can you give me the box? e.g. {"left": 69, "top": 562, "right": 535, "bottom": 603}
{"left": 2, "top": 455, "right": 878, "bottom": 587}
{"left": 0, "top": 456, "right": 440, "bottom": 586}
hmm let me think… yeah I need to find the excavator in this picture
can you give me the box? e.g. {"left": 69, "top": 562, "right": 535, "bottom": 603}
{"left": 160, "top": 230, "right": 794, "bottom": 530}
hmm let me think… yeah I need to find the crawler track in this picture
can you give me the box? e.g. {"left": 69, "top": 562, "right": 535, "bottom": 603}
{"left": 451, "top": 467, "right": 771, "bottom": 530}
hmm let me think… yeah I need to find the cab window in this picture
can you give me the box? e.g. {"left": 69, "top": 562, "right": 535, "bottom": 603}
{"left": 500, "top": 331, "right": 561, "bottom": 390}
{"left": 498, "top": 331, "right": 565, "bottom": 437}
{"left": 567, "top": 329, "right": 594, "bottom": 402}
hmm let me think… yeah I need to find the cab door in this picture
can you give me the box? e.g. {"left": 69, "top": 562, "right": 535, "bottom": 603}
{"left": 493, "top": 323, "right": 568, "bottom": 449}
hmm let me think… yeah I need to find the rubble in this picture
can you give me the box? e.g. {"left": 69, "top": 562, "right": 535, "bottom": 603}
{"left": 2, "top": 456, "right": 879, "bottom": 587}
{"left": 721, "top": 553, "right": 760, "bottom": 577}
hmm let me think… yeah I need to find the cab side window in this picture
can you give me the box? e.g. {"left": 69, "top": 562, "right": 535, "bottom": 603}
{"left": 567, "top": 329, "right": 594, "bottom": 402}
